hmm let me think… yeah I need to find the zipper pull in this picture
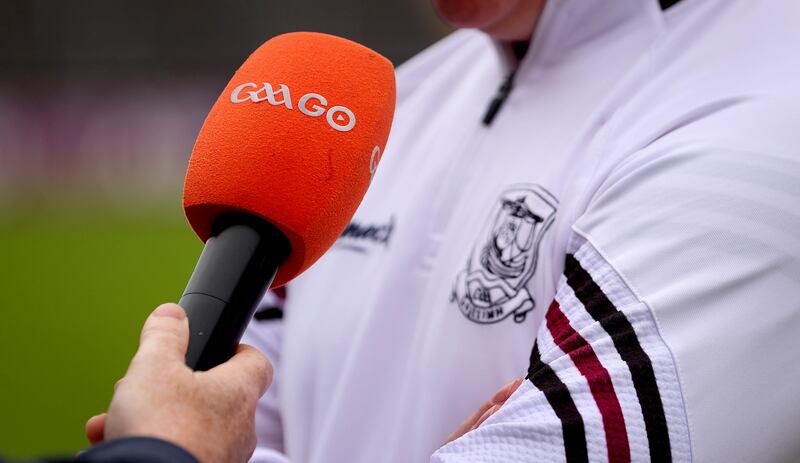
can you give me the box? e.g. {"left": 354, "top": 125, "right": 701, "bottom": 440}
{"left": 482, "top": 70, "right": 517, "bottom": 126}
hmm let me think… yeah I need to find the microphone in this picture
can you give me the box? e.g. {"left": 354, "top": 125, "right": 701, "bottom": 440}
{"left": 180, "top": 32, "right": 396, "bottom": 371}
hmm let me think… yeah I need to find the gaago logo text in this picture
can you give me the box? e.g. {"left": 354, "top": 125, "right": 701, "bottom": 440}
{"left": 230, "top": 82, "right": 356, "bottom": 132}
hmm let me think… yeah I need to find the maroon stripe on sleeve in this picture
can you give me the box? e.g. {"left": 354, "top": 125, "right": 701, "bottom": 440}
{"left": 271, "top": 286, "right": 287, "bottom": 300}
{"left": 546, "top": 300, "right": 631, "bottom": 463}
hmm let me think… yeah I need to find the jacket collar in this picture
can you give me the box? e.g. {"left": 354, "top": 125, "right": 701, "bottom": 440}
{"left": 493, "top": 0, "right": 669, "bottom": 73}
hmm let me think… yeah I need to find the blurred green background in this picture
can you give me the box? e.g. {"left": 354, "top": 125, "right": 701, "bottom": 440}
{"left": 0, "top": 0, "right": 447, "bottom": 458}
{"left": 0, "top": 198, "right": 201, "bottom": 457}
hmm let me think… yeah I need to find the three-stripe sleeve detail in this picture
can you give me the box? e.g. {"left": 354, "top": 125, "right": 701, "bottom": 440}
{"left": 524, "top": 237, "right": 691, "bottom": 462}
{"left": 564, "top": 254, "right": 672, "bottom": 462}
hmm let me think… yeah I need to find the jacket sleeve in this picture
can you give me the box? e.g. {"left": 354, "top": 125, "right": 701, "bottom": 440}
{"left": 77, "top": 438, "right": 199, "bottom": 463}
{"left": 71, "top": 437, "right": 197, "bottom": 463}
{"left": 242, "top": 288, "right": 292, "bottom": 463}
{"left": 433, "top": 98, "right": 800, "bottom": 462}
{"left": 4, "top": 437, "right": 198, "bottom": 463}
{"left": 4, "top": 438, "right": 198, "bottom": 463}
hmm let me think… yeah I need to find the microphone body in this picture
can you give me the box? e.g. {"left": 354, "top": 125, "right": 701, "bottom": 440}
{"left": 180, "top": 31, "right": 396, "bottom": 370}
{"left": 180, "top": 214, "right": 289, "bottom": 371}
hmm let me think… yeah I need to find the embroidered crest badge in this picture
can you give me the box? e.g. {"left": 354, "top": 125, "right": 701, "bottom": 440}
{"left": 451, "top": 185, "right": 557, "bottom": 324}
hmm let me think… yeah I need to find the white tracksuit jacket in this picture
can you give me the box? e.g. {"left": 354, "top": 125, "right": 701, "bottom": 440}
{"left": 243, "top": 0, "right": 800, "bottom": 461}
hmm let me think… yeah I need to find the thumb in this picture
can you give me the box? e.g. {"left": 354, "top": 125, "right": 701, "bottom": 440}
{"left": 133, "top": 303, "right": 190, "bottom": 365}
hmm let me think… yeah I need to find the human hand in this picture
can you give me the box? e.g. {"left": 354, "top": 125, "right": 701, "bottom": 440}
{"left": 444, "top": 377, "right": 524, "bottom": 445}
{"left": 85, "top": 303, "right": 272, "bottom": 463}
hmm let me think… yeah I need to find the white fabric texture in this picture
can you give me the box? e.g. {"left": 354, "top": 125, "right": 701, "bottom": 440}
{"left": 250, "top": 447, "right": 292, "bottom": 463}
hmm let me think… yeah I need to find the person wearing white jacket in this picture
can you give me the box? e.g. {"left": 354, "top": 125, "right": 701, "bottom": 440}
{"left": 244, "top": 0, "right": 800, "bottom": 461}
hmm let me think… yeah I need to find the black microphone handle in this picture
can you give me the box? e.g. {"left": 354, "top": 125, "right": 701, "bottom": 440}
{"left": 179, "top": 213, "right": 290, "bottom": 371}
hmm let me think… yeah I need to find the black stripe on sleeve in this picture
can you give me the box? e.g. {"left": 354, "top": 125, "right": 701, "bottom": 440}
{"left": 659, "top": 0, "right": 683, "bottom": 10}
{"left": 254, "top": 307, "right": 284, "bottom": 321}
{"left": 564, "top": 254, "right": 672, "bottom": 462}
{"left": 527, "top": 343, "right": 589, "bottom": 463}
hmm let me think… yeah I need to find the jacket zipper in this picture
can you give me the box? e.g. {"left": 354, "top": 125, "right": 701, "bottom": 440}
{"left": 482, "top": 69, "right": 518, "bottom": 126}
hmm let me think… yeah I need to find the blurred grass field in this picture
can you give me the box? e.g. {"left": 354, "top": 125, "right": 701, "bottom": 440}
{"left": 0, "top": 197, "right": 202, "bottom": 458}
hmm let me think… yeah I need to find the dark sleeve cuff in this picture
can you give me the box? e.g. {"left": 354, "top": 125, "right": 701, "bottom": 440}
{"left": 78, "top": 437, "right": 200, "bottom": 463}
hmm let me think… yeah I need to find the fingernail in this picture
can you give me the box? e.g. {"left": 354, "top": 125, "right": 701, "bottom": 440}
{"left": 153, "top": 304, "right": 186, "bottom": 320}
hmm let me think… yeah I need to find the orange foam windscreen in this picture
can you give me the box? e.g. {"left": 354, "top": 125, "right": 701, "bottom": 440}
{"left": 183, "top": 32, "right": 396, "bottom": 286}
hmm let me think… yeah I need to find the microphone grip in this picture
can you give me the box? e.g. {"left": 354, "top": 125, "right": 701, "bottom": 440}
{"left": 179, "top": 213, "right": 290, "bottom": 371}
